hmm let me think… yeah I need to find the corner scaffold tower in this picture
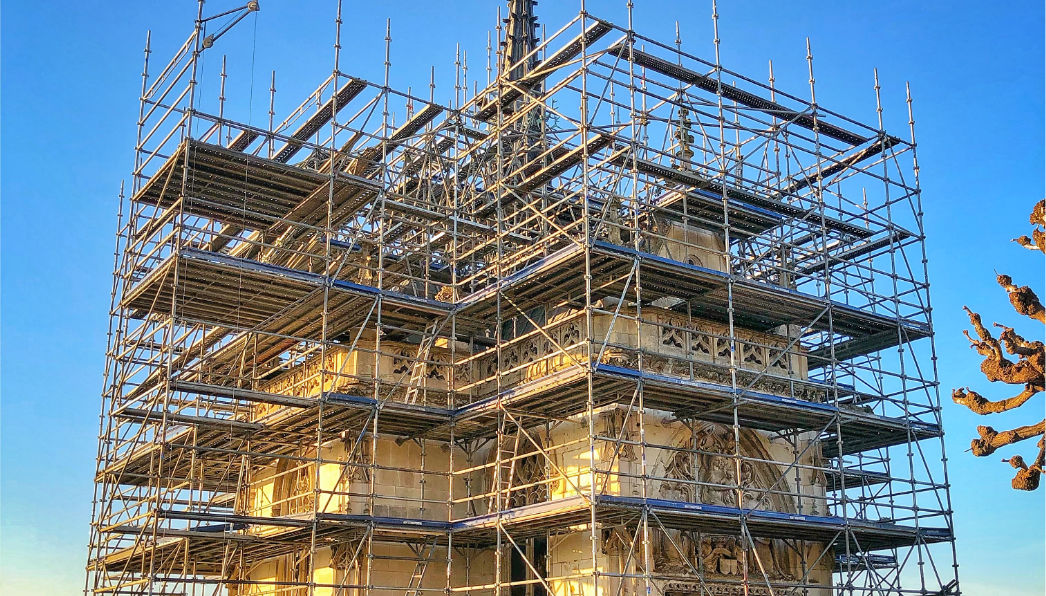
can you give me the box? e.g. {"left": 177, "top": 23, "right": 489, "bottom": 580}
{"left": 86, "top": 1, "right": 960, "bottom": 595}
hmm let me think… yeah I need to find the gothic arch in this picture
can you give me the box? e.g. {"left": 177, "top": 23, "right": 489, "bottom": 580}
{"left": 486, "top": 429, "right": 549, "bottom": 509}
{"left": 654, "top": 421, "right": 796, "bottom": 514}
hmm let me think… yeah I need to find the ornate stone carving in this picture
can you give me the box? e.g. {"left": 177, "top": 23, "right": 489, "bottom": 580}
{"left": 656, "top": 422, "right": 796, "bottom": 514}
{"left": 600, "top": 349, "right": 638, "bottom": 370}
{"left": 427, "top": 351, "right": 449, "bottom": 381}
{"left": 599, "top": 409, "right": 637, "bottom": 465}
{"left": 489, "top": 433, "right": 548, "bottom": 509}
{"left": 521, "top": 337, "right": 541, "bottom": 364}
{"left": 655, "top": 531, "right": 797, "bottom": 588}
{"left": 661, "top": 448, "right": 694, "bottom": 502}
{"left": 392, "top": 348, "right": 412, "bottom": 375}
{"left": 484, "top": 354, "right": 498, "bottom": 379}
{"left": 741, "top": 343, "right": 765, "bottom": 367}
{"left": 435, "top": 285, "right": 456, "bottom": 302}
{"left": 689, "top": 332, "right": 712, "bottom": 357}
{"left": 715, "top": 337, "right": 732, "bottom": 361}
{"left": 660, "top": 323, "right": 685, "bottom": 350}
{"left": 503, "top": 345, "right": 521, "bottom": 371}
{"left": 768, "top": 348, "right": 789, "bottom": 373}
{"left": 453, "top": 358, "right": 472, "bottom": 388}
{"left": 560, "top": 320, "right": 581, "bottom": 347}
{"left": 330, "top": 542, "right": 356, "bottom": 571}
{"left": 343, "top": 437, "right": 371, "bottom": 484}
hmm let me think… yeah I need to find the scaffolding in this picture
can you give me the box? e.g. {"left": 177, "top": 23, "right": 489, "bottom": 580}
{"left": 86, "top": 1, "right": 961, "bottom": 595}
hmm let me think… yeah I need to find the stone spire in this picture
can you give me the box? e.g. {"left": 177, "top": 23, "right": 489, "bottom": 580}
{"left": 502, "top": 0, "right": 539, "bottom": 81}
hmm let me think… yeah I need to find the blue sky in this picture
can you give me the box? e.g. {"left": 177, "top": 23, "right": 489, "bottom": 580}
{"left": 1, "top": 1, "right": 1042, "bottom": 594}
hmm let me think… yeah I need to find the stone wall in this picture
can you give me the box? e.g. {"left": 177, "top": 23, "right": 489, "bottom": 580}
{"left": 244, "top": 437, "right": 473, "bottom": 523}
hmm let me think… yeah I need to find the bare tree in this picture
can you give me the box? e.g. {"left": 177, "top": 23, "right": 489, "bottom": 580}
{"left": 952, "top": 200, "right": 1045, "bottom": 490}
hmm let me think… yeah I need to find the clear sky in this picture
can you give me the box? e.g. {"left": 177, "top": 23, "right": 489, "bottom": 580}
{"left": 1, "top": 1, "right": 1042, "bottom": 594}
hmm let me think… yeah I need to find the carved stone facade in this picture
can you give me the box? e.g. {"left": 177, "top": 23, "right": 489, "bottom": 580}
{"left": 239, "top": 221, "right": 830, "bottom": 595}
{"left": 470, "top": 305, "right": 814, "bottom": 399}
{"left": 253, "top": 339, "right": 465, "bottom": 412}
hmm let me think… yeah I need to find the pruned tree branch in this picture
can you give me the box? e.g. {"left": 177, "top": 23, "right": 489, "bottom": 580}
{"left": 997, "top": 274, "right": 1045, "bottom": 324}
{"left": 962, "top": 307, "right": 1044, "bottom": 386}
{"left": 1014, "top": 230, "right": 1045, "bottom": 254}
{"left": 995, "top": 323, "right": 1045, "bottom": 365}
{"left": 970, "top": 420, "right": 1045, "bottom": 457}
{"left": 1013, "top": 200, "right": 1045, "bottom": 253}
{"left": 1006, "top": 437, "right": 1045, "bottom": 491}
{"left": 952, "top": 386, "right": 1041, "bottom": 415}
{"left": 954, "top": 200, "right": 1045, "bottom": 490}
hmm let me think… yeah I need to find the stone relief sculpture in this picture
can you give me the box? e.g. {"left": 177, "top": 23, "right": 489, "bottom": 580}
{"left": 656, "top": 421, "right": 794, "bottom": 513}
{"left": 599, "top": 409, "right": 638, "bottom": 467}
{"left": 643, "top": 422, "right": 819, "bottom": 593}
{"left": 652, "top": 530, "right": 799, "bottom": 589}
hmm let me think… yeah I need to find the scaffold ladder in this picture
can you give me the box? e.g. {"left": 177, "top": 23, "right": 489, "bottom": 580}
{"left": 404, "top": 321, "right": 440, "bottom": 404}
{"left": 404, "top": 538, "right": 440, "bottom": 596}
{"left": 491, "top": 423, "right": 523, "bottom": 512}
